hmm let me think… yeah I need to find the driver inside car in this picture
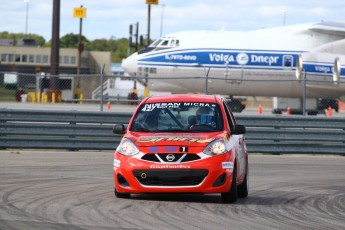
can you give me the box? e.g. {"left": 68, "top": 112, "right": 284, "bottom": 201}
{"left": 190, "top": 106, "right": 215, "bottom": 130}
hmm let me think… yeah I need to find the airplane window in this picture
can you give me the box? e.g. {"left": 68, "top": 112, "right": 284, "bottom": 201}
{"left": 160, "top": 40, "right": 169, "bottom": 46}
{"left": 151, "top": 39, "right": 162, "bottom": 47}
{"left": 138, "top": 37, "right": 179, "bottom": 53}
{"left": 283, "top": 55, "right": 293, "bottom": 67}
{"left": 170, "top": 40, "right": 175, "bottom": 47}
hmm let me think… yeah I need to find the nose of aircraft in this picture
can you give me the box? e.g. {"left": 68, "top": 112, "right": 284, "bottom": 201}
{"left": 121, "top": 52, "right": 138, "bottom": 76}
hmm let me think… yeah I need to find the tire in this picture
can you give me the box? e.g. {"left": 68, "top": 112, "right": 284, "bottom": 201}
{"left": 221, "top": 165, "right": 238, "bottom": 203}
{"left": 238, "top": 160, "right": 249, "bottom": 198}
{"left": 272, "top": 109, "right": 282, "bottom": 114}
{"left": 114, "top": 187, "right": 130, "bottom": 199}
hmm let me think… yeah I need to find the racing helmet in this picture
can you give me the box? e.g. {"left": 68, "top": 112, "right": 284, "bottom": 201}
{"left": 196, "top": 106, "right": 214, "bottom": 125}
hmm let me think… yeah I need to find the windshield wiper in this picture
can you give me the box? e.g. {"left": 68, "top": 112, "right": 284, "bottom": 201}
{"left": 132, "top": 126, "right": 151, "bottom": 132}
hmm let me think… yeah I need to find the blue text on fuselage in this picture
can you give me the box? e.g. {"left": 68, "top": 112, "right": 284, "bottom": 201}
{"left": 209, "top": 53, "right": 279, "bottom": 66}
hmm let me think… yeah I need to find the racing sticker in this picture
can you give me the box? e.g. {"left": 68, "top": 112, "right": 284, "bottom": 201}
{"left": 165, "top": 146, "right": 178, "bottom": 152}
{"left": 148, "top": 146, "right": 188, "bottom": 153}
{"left": 149, "top": 146, "right": 159, "bottom": 153}
{"left": 150, "top": 164, "right": 191, "bottom": 169}
{"left": 142, "top": 103, "right": 181, "bottom": 111}
{"left": 179, "top": 146, "right": 188, "bottom": 152}
{"left": 182, "top": 102, "right": 216, "bottom": 107}
{"left": 138, "top": 137, "right": 215, "bottom": 143}
{"left": 141, "top": 102, "right": 216, "bottom": 112}
{"left": 113, "top": 159, "right": 121, "bottom": 168}
{"left": 222, "top": 162, "right": 233, "bottom": 169}
{"left": 223, "top": 133, "right": 230, "bottom": 142}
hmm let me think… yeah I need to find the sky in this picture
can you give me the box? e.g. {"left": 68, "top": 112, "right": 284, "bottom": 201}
{"left": 0, "top": 0, "right": 345, "bottom": 42}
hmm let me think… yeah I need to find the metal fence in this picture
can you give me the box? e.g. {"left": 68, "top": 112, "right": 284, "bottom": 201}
{"left": 1, "top": 108, "right": 344, "bottom": 154}
{"left": 0, "top": 72, "right": 345, "bottom": 114}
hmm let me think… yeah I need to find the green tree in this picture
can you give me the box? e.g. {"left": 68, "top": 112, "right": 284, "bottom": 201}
{"left": 113, "top": 38, "right": 130, "bottom": 62}
{"left": 0, "top": 31, "right": 140, "bottom": 63}
{"left": 46, "top": 33, "right": 89, "bottom": 48}
{"left": 0, "top": 31, "right": 46, "bottom": 46}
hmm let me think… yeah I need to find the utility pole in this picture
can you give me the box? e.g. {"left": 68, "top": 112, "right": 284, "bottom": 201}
{"left": 50, "top": 0, "right": 60, "bottom": 89}
{"left": 129, "top": 22, "right": 139, "bottom": 53}
{"left": 135, "top": 22, "right": 139, "bottom": 51}
{"left": 24, "top": 0, "right": 30, "bottom": 34}
{"left": 74, "top": 5, "right": 86, "bottom": 76}
{"left": 73, "top": 5, "right": 86, "bottom": 99}
{"left": 160, "top": 4, "right": 165, "bottom": 37}
{"left": 147, "top": 4, "right": 151, "bottom": 46}
{"left": 146, "top": 0, "right": 159, "bottom": 46}
{"left": 282, "top": 9, "right": 287, "bottom": 26}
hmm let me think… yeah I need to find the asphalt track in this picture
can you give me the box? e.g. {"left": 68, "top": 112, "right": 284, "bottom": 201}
{"left": 0, "top": 150, "right": 344, "bottom": 230}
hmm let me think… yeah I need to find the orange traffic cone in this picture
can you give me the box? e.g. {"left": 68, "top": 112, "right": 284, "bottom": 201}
{"left": 327, "top": 106, "right": 332, "bottom": 117}
{"left": 287, "top": 107, "right": 291, "bottom": 115}
{"left": 258, "top": 104, "right": 263, "bottom": 114}
{"left": 107, "top": 102, "right": 111, "bottom": 110}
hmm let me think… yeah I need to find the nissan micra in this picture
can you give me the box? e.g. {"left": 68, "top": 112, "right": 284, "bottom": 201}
{"left": 113, "top": 94, "right": 248, "bottom": 203}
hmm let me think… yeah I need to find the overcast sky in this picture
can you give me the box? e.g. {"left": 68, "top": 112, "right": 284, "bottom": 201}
{"left": 0, "top": 0, "right": 344, "bottom": 42}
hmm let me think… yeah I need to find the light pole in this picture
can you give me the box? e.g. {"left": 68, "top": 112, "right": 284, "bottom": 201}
{"left": 147, "top": 4, "right": 151, "bottom": 46}
{"left": 282, "top": 9, "right": 287, "bottom": 26}
{"left": 160, "top": 4, "right": 165, "bottom": 37}
{"left": 24, "top": 0, "right": 30, "bottom": 34}
{"left": 146, "top": 0, "right": 159, "bottom": 46}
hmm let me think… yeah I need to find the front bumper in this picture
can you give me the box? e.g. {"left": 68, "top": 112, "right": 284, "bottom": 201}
{"left": 113, "top": 152, "right": 234, "bottom": 194}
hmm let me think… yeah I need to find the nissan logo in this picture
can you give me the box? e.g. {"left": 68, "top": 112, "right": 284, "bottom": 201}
{"left": 141, "top": 173, "right": 147, "bottom": 179}
{"left": 166, "top": 154, "right": 175, "bottom": 162}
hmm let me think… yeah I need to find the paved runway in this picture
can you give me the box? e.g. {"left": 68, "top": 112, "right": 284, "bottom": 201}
{"left": 0, "top": 150, "right": 344, "bottom": 230}
{"left": 0, "top": 102, "right": 138, "bottom": 113}
{"left": 2, "top": 101, "right": 345, "bottom": 116}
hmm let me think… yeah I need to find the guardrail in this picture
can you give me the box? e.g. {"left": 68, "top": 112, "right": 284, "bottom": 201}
{"left": 1, "top": 109, "right": 345, "bottom": 154}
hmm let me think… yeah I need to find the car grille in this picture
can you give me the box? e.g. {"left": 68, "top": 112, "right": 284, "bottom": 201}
{"left": 141, "top": 153, "right": 200, "bottom": 163}
{"left": 133, "top": 169, "right": 208, "bottom": 186}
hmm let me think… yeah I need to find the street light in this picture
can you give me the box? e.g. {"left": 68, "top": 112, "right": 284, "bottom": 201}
{"left": 282, "top": 9, "right": 287, "bottom": 26}
{"left": 24, "top": 0, "right": 30, "bottom": 34}
{"left": 160, "top": 4, "right": 165, "bottom": 37}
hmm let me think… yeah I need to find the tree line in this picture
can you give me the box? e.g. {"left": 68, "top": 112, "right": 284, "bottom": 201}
{"left": 0, "top": 32, "right": 146, "bottom": 62}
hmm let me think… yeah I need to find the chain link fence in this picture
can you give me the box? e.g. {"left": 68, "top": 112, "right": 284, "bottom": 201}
{"left": 1, "top": 71, "right": 344, "bottom": 116}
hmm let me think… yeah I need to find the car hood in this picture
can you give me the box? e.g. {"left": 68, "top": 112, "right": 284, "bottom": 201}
{"left": 125, "top": 131, "right": 227, "bottom": 147}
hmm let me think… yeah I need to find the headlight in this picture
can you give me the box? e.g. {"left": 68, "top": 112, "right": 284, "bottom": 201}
{"left": 116, "top": 138, "right": 139, "bottom": 156}
{"left": 203, "top": 139, "right": 227, "bottom": 155}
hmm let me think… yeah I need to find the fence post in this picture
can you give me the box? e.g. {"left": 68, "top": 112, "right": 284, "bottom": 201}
{"left": 100, "top": 64, "right": 105, "bottom": 112}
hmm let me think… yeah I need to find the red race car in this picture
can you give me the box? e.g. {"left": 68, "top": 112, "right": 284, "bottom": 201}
{"left": 113, "top": 94, "right": 248, "bottom": 203}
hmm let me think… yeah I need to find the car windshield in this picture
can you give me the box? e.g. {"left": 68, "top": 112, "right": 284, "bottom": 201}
{"left": 130, "top": 102, "right": 223, "bottom": 132}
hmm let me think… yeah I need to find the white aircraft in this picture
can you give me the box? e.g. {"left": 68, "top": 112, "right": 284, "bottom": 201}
{"left": 121, "top": 21, "right": 345, "bottom": 102}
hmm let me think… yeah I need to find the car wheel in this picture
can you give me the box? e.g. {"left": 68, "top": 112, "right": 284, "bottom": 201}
{"left": 238, "top": 160, "right": 249, "bottom": 198}
{"left": 114, "top": 187, "right": 130, "bottom": 199}
{"left": 221, "top": 165, "right": 238, "bottom": 203}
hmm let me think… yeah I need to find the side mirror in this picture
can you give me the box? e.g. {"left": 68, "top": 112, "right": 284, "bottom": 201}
{"left": 113, "top": 124, "right": 128, "bottom": 134}
{"left": 232, "top": 124, "right": 246, "bottom": 135}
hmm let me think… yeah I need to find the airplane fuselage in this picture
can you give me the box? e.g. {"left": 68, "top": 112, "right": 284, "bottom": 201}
{"left": 122, "top": 23, "right": 345, "bottom": 99}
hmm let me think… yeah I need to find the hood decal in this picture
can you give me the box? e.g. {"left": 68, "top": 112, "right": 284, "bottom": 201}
{"left": 137, "top": 137, "right": 215, "bottom": 144}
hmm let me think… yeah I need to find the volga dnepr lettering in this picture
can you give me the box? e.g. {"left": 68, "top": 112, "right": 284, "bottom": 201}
{"left": 209, "top": 52, "right": 279, "bottom": 66}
